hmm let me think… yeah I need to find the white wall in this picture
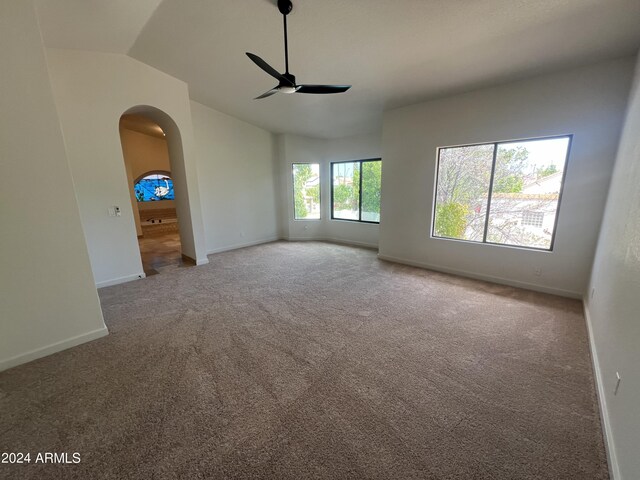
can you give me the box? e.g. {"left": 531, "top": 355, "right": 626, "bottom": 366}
{"left": 45, "top": 49, "right": 209, "bottom": 287}
{"left": 280, "top": 134, "right": 327, "bottom": 242}
{"left": 280, "top": 132, "right": 382, "bottom": 248}
{"left": 0, "top": 0, "right": 106, "bottom": 371}
{"left": 380, "top": 58, "right": 635, "bottom": 297}
{"left": 190, "top": 101, "right": 280, "bottom": 254}
{"left": 585, "top": 52, "right": 640, "bottom": 480}
{"left": 324, "top": 133, "right": 381, "bottom": 247}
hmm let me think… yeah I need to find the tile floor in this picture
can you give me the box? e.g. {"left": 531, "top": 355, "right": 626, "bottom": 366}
{"left": 137, "top": 232, "right": 188, "bottom": 276}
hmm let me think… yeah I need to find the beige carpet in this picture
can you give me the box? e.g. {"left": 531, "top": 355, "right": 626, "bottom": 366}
{"left": 0, "top": 241, "right": 608, "bottom": 479}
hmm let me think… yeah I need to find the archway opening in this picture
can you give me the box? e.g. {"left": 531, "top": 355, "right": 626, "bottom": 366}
{"left": 119, "top": 112, "right": 190, "bottom": 275}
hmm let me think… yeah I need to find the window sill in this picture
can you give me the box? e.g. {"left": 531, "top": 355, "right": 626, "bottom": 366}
{"left": 429, "top": 235, "right": 553, "bottom": 252}
{"left": 331, "top": 218, "right": 380, "bottom": 225}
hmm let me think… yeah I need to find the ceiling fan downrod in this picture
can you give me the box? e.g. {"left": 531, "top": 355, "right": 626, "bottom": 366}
{"left": 282, "top": 2, "right": 291, "bottom": 74}
{"left": 245, "top": 0, "right": 351, "bottom": 99}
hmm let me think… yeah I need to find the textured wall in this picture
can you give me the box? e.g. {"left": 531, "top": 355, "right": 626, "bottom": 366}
{"left": 0, "top": 0, "right": 106, "bottom": 370}
{"left": 190, "top": 101, "right": 280, "bottom": 254}
{"left": 279, "top": 132, "right": 382, "bottom": 248}
{"left": 586, "top": 51, "right": 640, "bottom": 480}
{"left": 380, "top": 58, "right": 635, "bottom": 297}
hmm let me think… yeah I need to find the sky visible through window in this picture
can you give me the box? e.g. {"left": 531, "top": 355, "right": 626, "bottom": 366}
{"left": 499, "top": 137, "right": 570, "bottom": 173}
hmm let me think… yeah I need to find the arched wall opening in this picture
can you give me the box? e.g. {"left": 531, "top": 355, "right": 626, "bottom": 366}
{"left": 119, "top": 105, "right": 200, "bottom": 267}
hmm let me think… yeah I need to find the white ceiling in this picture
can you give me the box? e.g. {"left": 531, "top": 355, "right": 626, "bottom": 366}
{"left": 36, "top": 0, "right": 163, "bottom": 53}
{"left": 37, "top": 0, "right": 640, "bottom": 139}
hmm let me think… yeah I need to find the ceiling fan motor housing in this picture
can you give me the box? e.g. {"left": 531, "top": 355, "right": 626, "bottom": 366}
{"left": 278, "top": 0, "right": 293, "bottom": 16}
{"left": 281, "top": 73, "right": 296, "bottom": 86}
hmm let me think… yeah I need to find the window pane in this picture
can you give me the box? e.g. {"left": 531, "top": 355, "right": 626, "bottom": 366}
{"left": 361, "top": 161, "right": 381, "bottom": 222}
{"left": 332, "top": 162, "right": 360, "bottom": 220}
{"left": 433, "top": 144, "right": 494, "bottom": 241}
{"left": 487, "top": 137, "right": 570, "bottom": 249}
{"left": 134, "top": 174, "right": 174, "bottom": 202}
{"left": 293, "top": 163, "right": 320, "bottom": 220}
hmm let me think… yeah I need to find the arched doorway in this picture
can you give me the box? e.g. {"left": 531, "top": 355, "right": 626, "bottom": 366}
{"left": 119, "top": 106, "right": 200, "bottom": 275}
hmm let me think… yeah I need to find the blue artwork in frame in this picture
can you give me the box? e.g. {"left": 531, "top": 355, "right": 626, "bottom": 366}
{"left": 134, "top": 174, "right": 175, "bottom": 202}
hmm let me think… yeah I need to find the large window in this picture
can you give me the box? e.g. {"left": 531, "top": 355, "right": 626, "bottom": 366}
{"left": 293, "top": 163, "right": 321, "bottom": 220}
{"left": 331, "top": 159, "right": 381, "bottom": 223}
{"left": 432, "top": 135, "right": 571, "bottom": 250}
{"left": 134, "top": 172, "right": 175, "bottom": 202}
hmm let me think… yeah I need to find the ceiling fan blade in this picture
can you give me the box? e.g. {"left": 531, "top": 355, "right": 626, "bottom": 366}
{"left": 255, "top": 87, "right": 280, "bottom": 99}
{"left": 296, "top": 84, "right": 351, "bottom": 94}
{"left": 246, "top": 52, "right": 293, "bottom": 86}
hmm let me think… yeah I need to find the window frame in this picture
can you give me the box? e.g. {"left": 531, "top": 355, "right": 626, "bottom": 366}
{"left": 330, "top": 158, "right": 382, "bottom": 224}
{"left": 431, "top": 134, "right": 572, "bottom": 252}
{"left": 292, "top": 162, "right": 322, "bottom": 221}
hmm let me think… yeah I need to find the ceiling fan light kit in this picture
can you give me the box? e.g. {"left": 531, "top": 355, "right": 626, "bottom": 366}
{"left": 246, "top": 0, "right": 351, "bottom": 99}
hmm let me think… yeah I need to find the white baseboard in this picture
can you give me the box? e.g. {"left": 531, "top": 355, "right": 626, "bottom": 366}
{"left": 206, "top": 236, "right": 280, "bottom": 256}
{"left": 285, "top": 236, "right": 315, "bottom": 242}
{"left": 196, "top": 257, "right": 209, "bottom": 266}
{"left": 285, "top": 236, "right": 378, "bottom": 250}
{"left": 322, "top": 237, "right": 378, "bottom": 250}
{"left": 0, "top": 326, "right": 109, "bottom": 372}
{"left": 583, "top": 301, "right": 619, "bottom": 480}
{"left": 376, "top": 253, "right": 582, "bottom": 299}
{"left": 96, "top": 272, "right": 145, "bottom": 288}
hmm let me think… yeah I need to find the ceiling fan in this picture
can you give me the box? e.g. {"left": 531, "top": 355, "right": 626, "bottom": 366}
{"left": 246, "top": 0, "right": 351, "bottom": 99}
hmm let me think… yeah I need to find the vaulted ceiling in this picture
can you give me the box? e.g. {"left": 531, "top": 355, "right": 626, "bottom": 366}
{"left": 36, "top": 0, "right": 640, "bottom": 138}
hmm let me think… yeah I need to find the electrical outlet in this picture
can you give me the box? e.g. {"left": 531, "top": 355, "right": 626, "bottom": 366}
{"left": 533, "top": 267, "right": 542, "bottom": 277}
{"left": 108, "top": 206, "right": 121, "bottom": 217}
{"left": 614, "top": 372, "right": 621, "bottom": 395}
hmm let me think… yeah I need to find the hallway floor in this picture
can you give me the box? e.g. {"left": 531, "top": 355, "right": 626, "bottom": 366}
{"left": 138, "top": 232, "right": 186, "bottom": 276}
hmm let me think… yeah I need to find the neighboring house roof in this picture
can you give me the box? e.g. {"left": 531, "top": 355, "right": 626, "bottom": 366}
{"left": 492, "top": 193, "right": 559, "bottom": 201}
{"left": 522, "top": 171, "right": 563, "bottom": 194}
